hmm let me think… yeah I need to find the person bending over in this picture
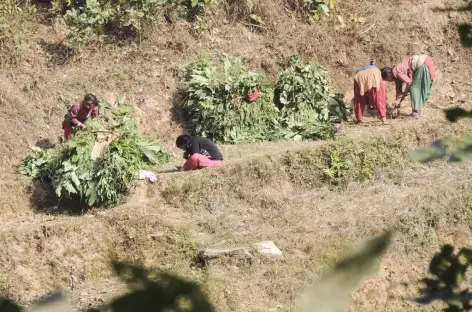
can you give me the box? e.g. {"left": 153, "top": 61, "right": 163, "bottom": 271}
{"left": 62, "top": 93, "right": 99, "bottom": 141}
{"left": 176, "top": 135, "right": 223, "bottom": 171}
{"left": 381, "top": 55, "right": 437, "bottom": 119}
{"left": 353, "top": 63, "right": 387, "bottom": 124}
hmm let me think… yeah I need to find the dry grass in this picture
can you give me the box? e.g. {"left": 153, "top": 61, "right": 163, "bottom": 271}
{"left": 1, "top": 0, "right": 472, "bottom": 310}
{"left": 2, "top": 151, "right": 472, "bottom": 311}
{"left": 0, "top": 122, "right": 471, "bottom": 311}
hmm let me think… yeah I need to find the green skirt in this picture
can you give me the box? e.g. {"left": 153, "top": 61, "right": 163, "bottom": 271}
{"left": 410, "top": 64, "right": 433, "bottom": 110}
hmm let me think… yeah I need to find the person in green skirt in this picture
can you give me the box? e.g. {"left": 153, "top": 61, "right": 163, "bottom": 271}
{"left": 381, "top": 55, "right": 437, "bottom": 119}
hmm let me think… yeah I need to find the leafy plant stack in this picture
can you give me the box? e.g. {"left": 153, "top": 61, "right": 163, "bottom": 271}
{"left": 19, "top": 97, "right": 170, "bottom": 207}
{"left": 184, "top": 56, "right": 280, "bottom": 143}
{"left": 275, "top": 55, "right": 348, "bottom": 140}
{"left": 183, "top": 55, "right": 350, "bottom": 143}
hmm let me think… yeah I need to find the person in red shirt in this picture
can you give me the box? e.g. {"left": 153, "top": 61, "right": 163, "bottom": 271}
{"left": 62, "top": 94, "right": 99, "bottom": 141}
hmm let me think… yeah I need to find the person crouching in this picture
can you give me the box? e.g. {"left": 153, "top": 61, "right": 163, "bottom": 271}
{"left": 62, "top": 93, "right": 99, "bottom": 141}
{"left": 176, "top": 135, "right": 223, "bottom": 171}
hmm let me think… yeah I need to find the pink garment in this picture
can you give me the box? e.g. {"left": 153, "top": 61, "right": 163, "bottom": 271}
{"left": 423, "top": 57, "right": 437, "bottom": 80}
{"left": 183, "top": 153, "right": 222, "bottom": 171}
{"left": 393, "top": 56, "right": 437, "bottom": 85}
{"left": 393, "top": 59, "right": 414, "bottom": 85}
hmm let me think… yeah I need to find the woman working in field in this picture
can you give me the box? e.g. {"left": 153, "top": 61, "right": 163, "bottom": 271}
{"left": 353, "top": 62, "right": 388, "bottom": 124}
{"left": 62, "top": 93, "right": 99, "bottom": 141}
{"left": 176, "top": 134, "right": 223, "bottom": 171}
{"left": 381, "top": 55, "right": 437, "bottom": 119}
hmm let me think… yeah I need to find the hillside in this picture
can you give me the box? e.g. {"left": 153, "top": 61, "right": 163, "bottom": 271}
{"left": 1, "top": 0, "right": 472, "bottom": 310}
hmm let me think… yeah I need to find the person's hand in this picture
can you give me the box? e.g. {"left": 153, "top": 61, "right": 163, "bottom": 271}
{"left": 79, "top": 123, "right": 86, "bottom": 129}
{"left": 393, "top": 100, "right": 401, "bottom": 109}
{"left": 392, "top": 108, "right": 399, "bottom": 119}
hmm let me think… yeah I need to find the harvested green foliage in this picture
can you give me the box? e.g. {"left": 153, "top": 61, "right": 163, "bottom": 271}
{"left": 276, "top": 55, "right": 334, "bottom": 123}
{"left": 274, "top": 55, "right": 350, "bottom": 140}
{"left": 184, "top": 56, "right": 280, "bottom": 143}
{"left": 19, "top": 100, "right": 170, "bottom": 207}
{"left": 183, "top": 55, "right": 348, "bottom": 143}
{"left": 19, "top": 148, "right": 58, "bottom": 179}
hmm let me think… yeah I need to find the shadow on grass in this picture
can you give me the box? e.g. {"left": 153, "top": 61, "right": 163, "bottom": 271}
{"left": 38, "top": 39, "right": 75, "bottom": 66}
{"left": 2, "top": 262, "right": 216, "bottom": 312}
{"left": 171, "top": 88, "right": 190, "bottom": 135}
{"left": 35, "top": 138, "right": 55, "bottom": 150}
{"left": 431, "top": 5, "right": 472, "bottom": 47}
{"left": 28, "top": 180, "right": 90, "bottom": 215}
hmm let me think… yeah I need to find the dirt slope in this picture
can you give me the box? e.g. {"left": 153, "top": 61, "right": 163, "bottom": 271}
{"left": 1, "top": 0, "right": 472, "bottom": 310}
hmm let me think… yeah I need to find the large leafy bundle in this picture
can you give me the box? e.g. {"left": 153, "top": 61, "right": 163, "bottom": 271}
{"left": 276, "top": 55, "right": 335, "bottom": 124}
{"left": 184, "top": 56, "right": 280, "bottom": 143}
{"left": 19, "top": 102, "right": 170, "bottom": 207}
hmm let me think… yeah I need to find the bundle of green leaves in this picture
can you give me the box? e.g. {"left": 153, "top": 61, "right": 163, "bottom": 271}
{"left": 183, "top": 55, "right": 349, "bottom": 143}
{"left": 184, "top": 56, "right": 280, "bottom": 143}
{"left": 19, "top": 100, "right": 170, "bottom": 207}
{"left": 276, "top": 55, "right": 335, "bottom": 124}
{"left": 274, "top": 56, "right": 350, "bottom": 140}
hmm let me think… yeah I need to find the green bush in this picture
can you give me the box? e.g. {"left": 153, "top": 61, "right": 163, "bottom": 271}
{"left": 52, "top": 0, "right": 217, "bottom": 48}
{"left": 184, "top": 56, "right": 280, "bottom": 143}
{"left": 63, "top": 0, "right": 113, "bottom": 46}
{"left": 19, "top": 99, "right": 170, "bottom": 207}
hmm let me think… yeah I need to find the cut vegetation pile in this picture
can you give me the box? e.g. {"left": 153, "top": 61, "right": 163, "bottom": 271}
{"left": 184, "top": 55, "right": 280, "bottom": 143}
{"left": 19, "top": 99, "right": 170, "bottom": 207}
{"left": 183, "top": 55, "right": 351, "bottom": 143}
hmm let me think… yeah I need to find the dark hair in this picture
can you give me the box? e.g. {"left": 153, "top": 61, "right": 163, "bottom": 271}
{"left": 176, "top": 134, "right": 191, "bottom": 148}
{"left": 84, "top": 93, "right": 98, "bottom": 105}
{"left": 381, "top": 67, "right": 392, "bottom": 80}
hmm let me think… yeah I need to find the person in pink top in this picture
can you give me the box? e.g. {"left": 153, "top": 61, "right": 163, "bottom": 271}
{"left": 62, "top": 94, "right": 99, "bottom": 141}
{"left": 381, "top": 55, "right": 437, "bottom": 119}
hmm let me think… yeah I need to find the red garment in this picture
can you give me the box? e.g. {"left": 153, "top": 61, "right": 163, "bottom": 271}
{"left": 69, "top": 100, "right": 99, "bottom": 127}
{"left": 62, "top": 121, "right": 74, "bottom": 141}
{"left": 183, "top": 153, "right": 222, "bottom": 171}
{"left": 62, "top": 100, "right": 99, "bottom": 141}
{"left": 353, "top": 79, "right": 387, "bottom": 122}
{"left": 247, "top": 90, "right": 260, "bottom": 102}
{"left": 423, "top": 57, "right": 437, "bottom": 80}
